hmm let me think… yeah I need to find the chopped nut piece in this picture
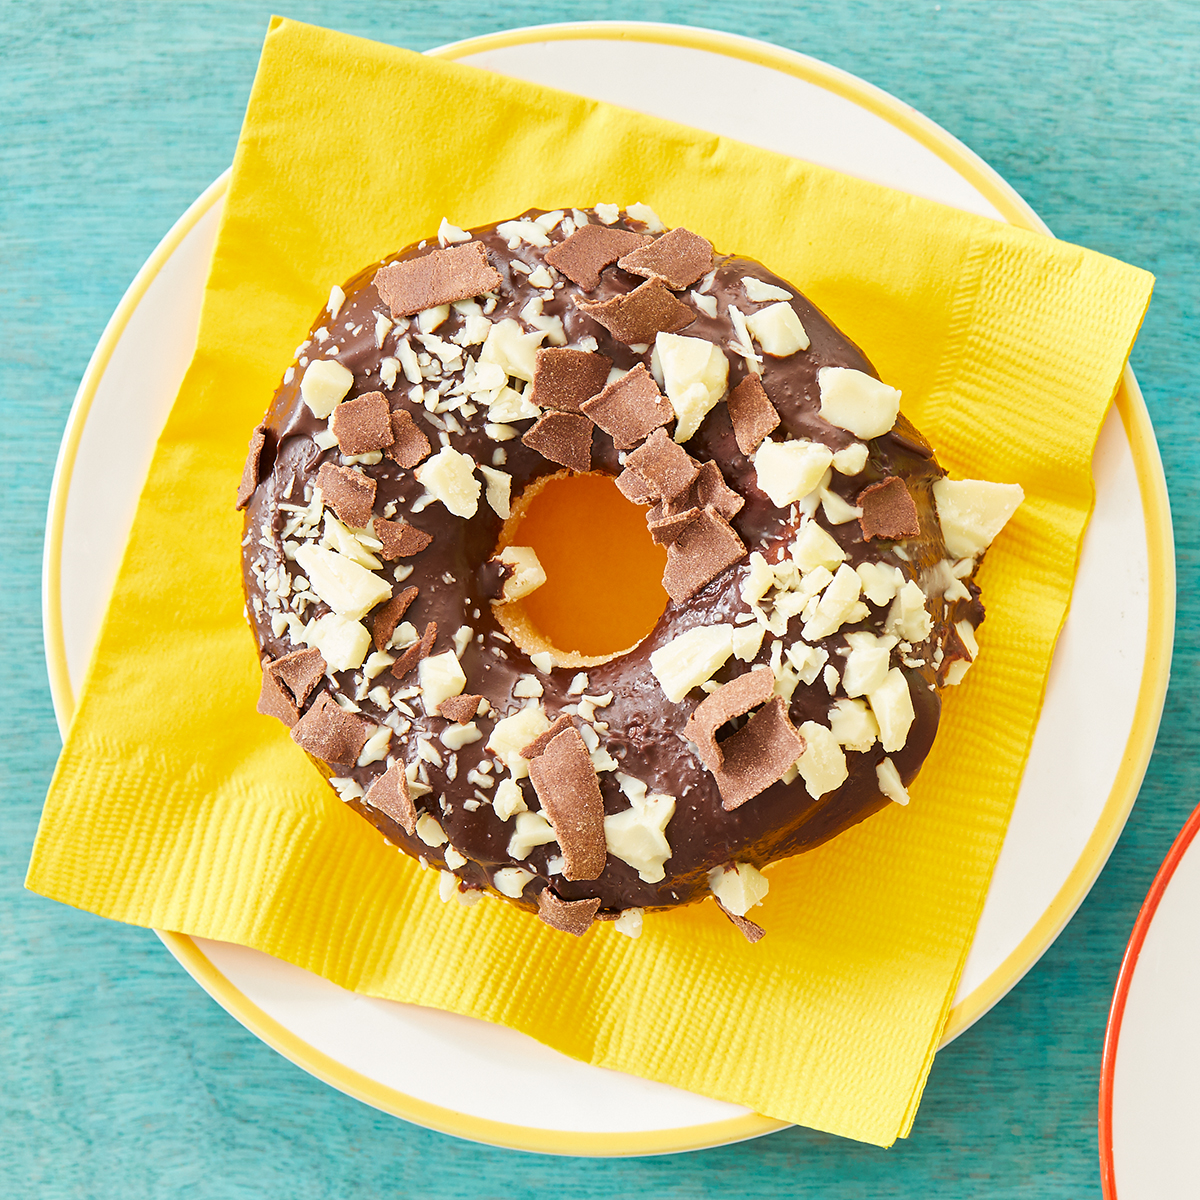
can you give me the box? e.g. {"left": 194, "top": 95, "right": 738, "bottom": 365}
{"left": 493, "top": 866, "right": 534, "bottom": 898}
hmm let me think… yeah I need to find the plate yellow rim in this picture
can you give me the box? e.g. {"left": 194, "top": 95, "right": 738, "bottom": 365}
{"left": 41, "top": 19, "right": 1174, "bottom": 1156}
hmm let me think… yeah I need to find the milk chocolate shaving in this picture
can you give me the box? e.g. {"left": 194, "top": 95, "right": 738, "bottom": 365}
{"left": 858, "top": 476, "right": 920, "bottom": 541}
{"left": 573, "top": 278, "right": 694, "bottom": 344}
{"left": 385, "top": 409, "right": 432, "bottom": 468}
{"left": 316, "top": 463, "right": 376, "bottom": 528}
{"left": 662, "top": 506, "right": 746, "bottom": 602}
{"left": 520, "top": 715, "right": 575, "bottom": 761}
{"left": 528, "top": 727, "right": 607, "bottom": 881}
{"left": 530, "top": 347, "right": 612, "bottom": 413}
{"left": 257, "top": 670, "right": 299, "bottom": 728}
{"left": 438, "top": 694, "right": 482, "bottom": 723}
{"left": 580, "top": 363, "right": 674, "bottom": 449}
{"left": 374, "top": 518, "right": 432, "bottom": 560}
{"left": 390, "top": 620, "right": 437, "bottom": 680}
{"left": 371, "top": 586, "right": 418, "bottom": 652}
{"left": 683, "top": 667, "right": 776, "bottom": 772}
{"left": 654, "top": 460, "right": 744, "bottom": 522}
{"left": 363, "top": 761, "right": 417, "bottom": 835}
{"left": 268, "top": 647, "right": 326, "bottom": 708}
{"left": 616, "top": 227, "right": 713, "bottom": 290}
{"left": 236, "top": 425, "right": 267, "bottom": 510}
{"left": 727, "top": 374, "right": 780, "bottom": 456}
{"left": 331, "top": 392, "right": 393, "bottom": 455}
{"left": 647, "top": 507, "right": 700, "bottom": 547}
{"left": 715, "top": 697, "right": 806, "bottom": 811}
{"left": 614, "top": 466, "right": 656, "bottom": 505}
{"left": 372, "top": 242, "right": 501, "bottom": 318}
{"left": 522, "top": 411, "right": 593, "bottom": 473}
{"left": 544, "top": 224, "right": 645, "bottom": 290}
{"left": 624, "top": 428, "right": 700, "bottom": 501}
{"left": 536, "top": 889, "right": 602, "bottom": 937}
{"left": 717, "top": 901, "right": 766, "bottom": 944}
{"left": 291, "top": 692, "right": 373, "bottom": 766}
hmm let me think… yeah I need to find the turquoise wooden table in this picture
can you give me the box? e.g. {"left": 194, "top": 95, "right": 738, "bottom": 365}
{"left": 5, "top": 2, "right": 1197, "bottom": 1194}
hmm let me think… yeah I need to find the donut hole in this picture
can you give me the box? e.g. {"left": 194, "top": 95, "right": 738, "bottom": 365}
{"left": 493, "top": 471, "right": 669, "bottom": 664}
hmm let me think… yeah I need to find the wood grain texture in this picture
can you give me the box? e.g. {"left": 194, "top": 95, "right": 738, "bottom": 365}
{"left": 3, "top": 1, "right": 1197, "bottom": 1194}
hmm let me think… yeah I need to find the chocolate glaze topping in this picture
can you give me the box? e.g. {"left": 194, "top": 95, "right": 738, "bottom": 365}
{"left": 241, "top": 207, "right": 985, "bottom": 929}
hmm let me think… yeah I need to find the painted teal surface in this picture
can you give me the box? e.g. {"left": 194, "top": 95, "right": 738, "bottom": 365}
{"left": 3, "top": 2, "right": 1198, "bottom": 1195}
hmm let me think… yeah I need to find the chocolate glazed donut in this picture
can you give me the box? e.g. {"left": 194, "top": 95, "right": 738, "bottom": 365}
{"left": 239, "top": 206, "right": 1015, "bottom": 941}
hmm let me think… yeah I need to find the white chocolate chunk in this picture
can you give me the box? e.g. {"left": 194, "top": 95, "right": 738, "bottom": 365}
{"left": 817, "top": 366, "right": 901, "bottom": 439}
{"left": 300, "top": 359, "right": 354, "bottom": 418}
{"left": 364, "top": 652, "right": 394, "bottom": 681}
{"left": 493, "top": 866, "right": 535, "bottom": 898}
{"left": 414, "top": 447, "right": 481, "bottom": 519}
{"left": 654, "top": 332, "right": 729, "bottom": 443}
{"left": 732, "top": 622, "right": 766, "bottom": 662}
{"left": 649, "top": 623, "right": 736, "bottom": 703}
{"left": 493, "top": 545, "right": 546, "bottom": 602}
{"left": 416, "top": 813, "right": 448, "bottom": 848}
{"left": 785, "top": 641, "right": 829, "bottom": 686}
{"left": 801, "top": 562, "right": 863, "bottom": 642}
{"left": 513, "top": 674, "right": 543, "bottom": 698}
{"left": 707, "top": 861, "right": 769, "bottom": 917}
{"left": 932, "top": 477, "right": 1025, "bottom": 558}
{"left": 742, "top": 277, "right": 792, "bottom": 302}
{"left": 478, "top": 464, "right": 512, "bottom": 519}
{"left": 437, "top": 872, "right": 456, "bottom": 902}
{"left": 444, "top": 846, "right": 468, "bottom": 870}
{"left": 841, "top": 640, "right": 891, "bottom": 698}
{"left": 326, "top": 284, "right": 346, "bottom": 320}
{"left": 613, "top": 908, "right": 644, "bottom": 938}
{"left": 876, "top": 756, "right": 911, "bottom": 805}
{"left": 796, "top": 721, "right": 849, "bottom": 799}
{"left": 791, "top": 519, "right": 846, "bottom": 574}
{"left": 417, "top": 304, "right": 450, "bottom": 333}
{"left": 604, "top": 792, "right": 676, "bottom": 883}
{"left": 857, "top": 561, "right": 905, "bottom": 606}
{"left": 745, "top": 302, "right": 809, "bottom": 356}
{"left": 357, "top": 724, "right": 392, "bottom": 766}
{"left": 321, "top": 513, "right": 381, "bottom": 569}
{"left": 625, "top": 202, "right": 664, "bottom": 231}
{"left": 832, "top": 443, "right": 870, "bottom": 475}
{"left": 945, "top": 619, "right": 980, "bottom": 686}
{"left": 507, "top": 810, "right": 558, "bottom": 859}
{"left": 820, "top": 487, "right": 862, "bottom": 525}
{"left": 437, "top": 217, "right": 471, "bottom": 245}
{"left": 829, "top": 698, "right": 880, "bottom": 752}
{"left": 529, "top": 651, "right": 554, "bottom": 674}
{"left": 868, "top": 668, "right": 916, "bottom": 752}
{"left": 300, "top": 612, "right": 371, "bottom": 671}
{"left": 487, "top": 705, "right": 550, "bottom": 779}
{"left": 754, "top": 439, "right": 834, "bottom": 508}
{"left": 480, "top": 317, "right": 546, "bottom": 383}
{"left": 294, "top": 544, "right": 391, "bottom": 621}
{"left": 885, "top": 579, "right": 933, "bottom": 643}
{"left": 486, "top": 385, "right": 540, "bottom": 423}
{"left": 740, "top": 552, "right": 775, "bottom": 606}
{"left": 493, "top": 777, "right": 529, "bottom": 820}
{"left": 441, "top": 722, "right": 483, "bottom": 751}
{"left": 497, "top": 219, "right": 552, "bottom": 248}
{"left": 419, "top": 650, "right": 468, "bottom": 713}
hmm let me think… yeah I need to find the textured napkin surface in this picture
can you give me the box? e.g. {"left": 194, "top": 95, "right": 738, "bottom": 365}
{"left": 29, "top": 18, "right": 1152, "bottom": 1146}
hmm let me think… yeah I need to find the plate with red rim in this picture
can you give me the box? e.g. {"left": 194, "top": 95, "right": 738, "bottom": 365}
{"left": 42, "top": 21, "right": 1173, "bottom": 1155}
{"left": 1099, "top": 801, "right": 1200, "bottom": 1198}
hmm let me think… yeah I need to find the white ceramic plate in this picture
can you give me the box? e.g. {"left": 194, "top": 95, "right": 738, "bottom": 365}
{"left": 43, "top": 22, "right": 1173, "bottom": 1156}
{"left": 1100, "top": 801, "right": 1200, "bottom": 1199}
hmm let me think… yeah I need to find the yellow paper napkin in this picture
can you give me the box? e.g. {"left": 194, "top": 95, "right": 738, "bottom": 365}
{"left": 29, "top": 18, "right": 1153, "bottom": 1146}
